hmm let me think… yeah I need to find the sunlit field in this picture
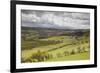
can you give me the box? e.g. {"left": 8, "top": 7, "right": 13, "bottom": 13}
{"left": 21, "top": 27, "right": 90, "bottom": 63}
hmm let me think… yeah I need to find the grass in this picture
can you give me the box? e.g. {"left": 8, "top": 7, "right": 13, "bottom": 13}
{"left": 21, "top": 28, "right": 90, "bottom": 63}
{"left": 46, "top": 52, "right": 90, "bottom": 62}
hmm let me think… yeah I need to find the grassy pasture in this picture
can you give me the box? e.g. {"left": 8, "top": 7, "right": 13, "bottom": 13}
{"left": 21, "top": 27, "right": 90, "bottom": 63}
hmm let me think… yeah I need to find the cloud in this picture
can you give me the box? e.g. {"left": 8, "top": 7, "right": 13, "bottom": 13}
{"left": 21, "top": 10, "right": 90, "bottom": 29}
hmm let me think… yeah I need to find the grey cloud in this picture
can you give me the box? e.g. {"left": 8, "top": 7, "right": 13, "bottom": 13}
{"left": 21, "top": 10, "right": 90, "bottom": 29}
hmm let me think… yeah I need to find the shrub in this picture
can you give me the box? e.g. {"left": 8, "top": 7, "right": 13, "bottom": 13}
{"left": 77, "top": 47, "right": 82, "bottom": 53}
{"left": 31, "top": 50, "right": 53, "bottom": 62}
{"left": 70, "top": 49, "right": 75, "bottom": 55}
{"left": 63, "top": 51, "right": 69, "bottom": 56}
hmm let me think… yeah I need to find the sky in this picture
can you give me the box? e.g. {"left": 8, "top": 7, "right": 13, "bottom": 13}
{"left": 21, "top": 10, "right": 90, "bottom": 29}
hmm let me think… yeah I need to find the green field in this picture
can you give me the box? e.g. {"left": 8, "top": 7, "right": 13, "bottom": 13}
{"left": 21, "top": 27, "right": 90, "bottom": 63}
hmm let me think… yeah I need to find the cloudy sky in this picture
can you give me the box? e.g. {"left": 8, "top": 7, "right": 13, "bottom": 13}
{"left": 21, "top": 10, "right": 90, "bottom": 29}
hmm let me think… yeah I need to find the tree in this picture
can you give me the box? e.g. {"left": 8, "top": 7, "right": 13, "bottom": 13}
{"left": 77, "top": 47, "right": 82, "bottom": 53}
{"left": 63, "top": 51, "right": 69, "bottom": 56}
{"left": 70, "top": 49, "right": 75, "bottom": 55}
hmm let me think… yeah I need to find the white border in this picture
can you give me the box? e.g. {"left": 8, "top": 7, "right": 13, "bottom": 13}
{"left": 16, "top": 4, "right": 94, "bottom": 69}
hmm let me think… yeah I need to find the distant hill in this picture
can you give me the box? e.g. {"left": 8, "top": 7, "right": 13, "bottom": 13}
{"left": 21, "top": 26, "right": 89, "bottom": 32}
{"left": 21, "top": 26, "right": 90, "bottom": 38}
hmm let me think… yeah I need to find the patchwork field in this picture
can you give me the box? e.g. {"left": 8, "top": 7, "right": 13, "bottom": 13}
{"left": 21, "top": 27, "right": 90, "bottom": 63}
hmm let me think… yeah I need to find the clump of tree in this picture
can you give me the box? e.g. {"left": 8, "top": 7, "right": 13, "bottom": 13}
{"left": 70, "top": 49, "right": 76, "bottom": 55}
{"left": 63, "top": 51, "right": 70, "bottom": 56}
{"left": 77, "top": 47, "right": 82, "bottom": 53}
{"left": 31, "top": 50, "right": 53, "bottom": 62}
